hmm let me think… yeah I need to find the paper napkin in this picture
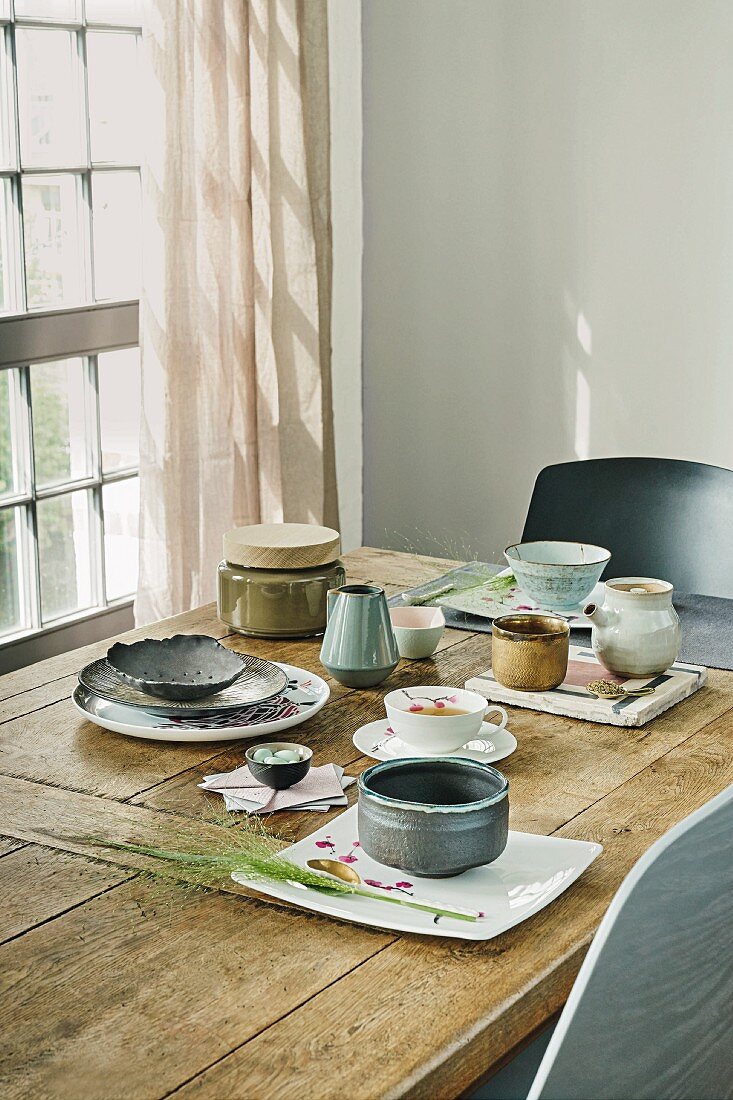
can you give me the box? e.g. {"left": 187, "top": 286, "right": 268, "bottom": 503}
{"left": 199, "top": 763, "right": 355, "bottom": 814}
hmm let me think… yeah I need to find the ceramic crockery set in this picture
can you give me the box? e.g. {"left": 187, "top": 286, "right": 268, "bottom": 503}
{"left": 244, "top": 678, "right": 600, "bottom": 940}
{"left": 317, "top": 550, "right": 681, "bottom": 692}
{"left": 73, "top": 537, "right": 682, "bottom": 939}
{"left": 291, "top": 543, "right": 681, "bottom": 937}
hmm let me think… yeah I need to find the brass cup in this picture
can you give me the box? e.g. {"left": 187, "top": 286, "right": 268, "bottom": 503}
{"left": 491, "top": 614, "right": 570, "bottom": 691}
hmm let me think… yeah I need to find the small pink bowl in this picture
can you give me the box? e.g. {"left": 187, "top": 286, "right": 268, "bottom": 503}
{"left": 389, "top": 606, "right": 445, "bottom": 659}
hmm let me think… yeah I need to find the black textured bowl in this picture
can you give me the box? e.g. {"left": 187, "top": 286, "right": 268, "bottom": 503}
{"left": 358, "top": 758, "right": 509, "bottom": 877}
{"left": 245, "top": 742, "right": 313, "bottom": 790}
{"left": 107, "top": 635, "right": 246, "bottom": 701}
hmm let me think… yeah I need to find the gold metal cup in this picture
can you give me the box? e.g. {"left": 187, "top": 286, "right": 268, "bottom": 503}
{"left": 491, "top": 614, "right": 570, "bottom": 691}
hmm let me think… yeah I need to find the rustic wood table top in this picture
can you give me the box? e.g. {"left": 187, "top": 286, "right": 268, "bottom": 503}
{"left": 1, "top": 546, "right": 732, "bottom": 1100}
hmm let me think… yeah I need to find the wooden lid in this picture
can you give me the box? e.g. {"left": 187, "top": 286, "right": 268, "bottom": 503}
{"left": 223, "top": 523, "right": 341, "bottom": 570}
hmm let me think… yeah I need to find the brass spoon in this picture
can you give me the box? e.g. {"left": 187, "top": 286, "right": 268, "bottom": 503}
{"left": 587, "top": 679, "right": 657, "bottom": 700}
{"left": 306, "top": 858, "right": 482, "bottom": 920}
{"left": 307, "top": 857, "right": 361, "bottom": 884}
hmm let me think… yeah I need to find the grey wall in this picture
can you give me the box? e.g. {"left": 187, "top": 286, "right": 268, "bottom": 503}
{"left": 362, "top": 0, "right": 733, "bottom": 563}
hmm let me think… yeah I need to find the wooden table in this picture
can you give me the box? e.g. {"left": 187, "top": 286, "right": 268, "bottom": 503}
{"left": 1, "top": 547, "right": 731, "bottom": 1099}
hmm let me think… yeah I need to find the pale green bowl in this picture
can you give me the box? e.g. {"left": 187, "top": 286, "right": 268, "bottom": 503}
{"left": 504, "top": 541, "right": 611, "bottom": 612}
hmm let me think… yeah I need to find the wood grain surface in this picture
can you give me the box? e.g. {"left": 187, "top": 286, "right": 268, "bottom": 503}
{"left": 0, "top": 547, "right": 731, "bottom": 1100}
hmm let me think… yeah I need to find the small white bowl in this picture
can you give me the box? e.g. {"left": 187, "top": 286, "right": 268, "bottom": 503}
{"left": 384, "top": 686, "right": 507, "bottom": 755}
{"left": 389, "top": 606, "right": 445, "bottom": 660}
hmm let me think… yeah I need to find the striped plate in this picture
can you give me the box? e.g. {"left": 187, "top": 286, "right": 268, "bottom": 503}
{"left": 78, "top": 654, "right": 288, "bottom": 717}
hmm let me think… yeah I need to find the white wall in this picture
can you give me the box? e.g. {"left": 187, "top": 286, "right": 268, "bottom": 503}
{"left": 329, "top": 0, "right": 363, "bottom": 552}
{"left": 362, "top": 0, "right": 733, "bottom": 562}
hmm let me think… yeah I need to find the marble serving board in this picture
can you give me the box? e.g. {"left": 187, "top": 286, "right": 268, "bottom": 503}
{"left": 466, "top": 647, "right": 708, "bottom": 727}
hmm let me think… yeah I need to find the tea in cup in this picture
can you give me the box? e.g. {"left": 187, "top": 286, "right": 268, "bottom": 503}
{"left": 384, "top": 686, "right": 508, "bottom": 755}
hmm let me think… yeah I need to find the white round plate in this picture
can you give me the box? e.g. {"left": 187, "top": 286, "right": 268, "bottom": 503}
{"left": 352, "top": 718, "right": 517, "bottom": 764}
{"left": 72, "top": 663, "right": 329, "bottom": 742}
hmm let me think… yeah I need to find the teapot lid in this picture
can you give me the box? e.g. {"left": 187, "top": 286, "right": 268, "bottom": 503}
{"left": 606, "top": 578, "right": 672, "bottom": 596}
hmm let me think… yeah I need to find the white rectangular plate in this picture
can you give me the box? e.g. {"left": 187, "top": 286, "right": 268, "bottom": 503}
{"left": 232, "top": 805, "right": 602, "bottom": 940}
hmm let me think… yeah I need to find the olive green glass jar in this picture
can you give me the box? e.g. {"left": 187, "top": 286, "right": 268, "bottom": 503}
{"left": 217, "top": 523, "right": 345, "bottom": 639}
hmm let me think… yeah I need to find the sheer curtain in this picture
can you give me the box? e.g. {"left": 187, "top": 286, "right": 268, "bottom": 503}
{"left": 135, "top": 0, "right": 337, "bottom": 624}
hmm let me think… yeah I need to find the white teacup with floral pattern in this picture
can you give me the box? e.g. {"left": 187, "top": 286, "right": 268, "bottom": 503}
{"left": 384, "top": 686, "right": 508, "bottom": 755}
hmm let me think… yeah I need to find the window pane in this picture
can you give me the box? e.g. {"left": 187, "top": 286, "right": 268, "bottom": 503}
{"left": 37, "top": 488, "right": 94, "bottom": 620}
{"left": 92, "top": 170, "right": 140, "bottom": 300}
{"left": 99, "top": 347, "right": 140, "bottom": 472}
{"left": 88, "top": 32, "right": 140, "bottom": 164}
{"left": 30, "top": 357, "right": 93, "bottom": 489}
{"left": 103, "top": 477, "right": 138, "bottom": 600}
{"left": 0, "top": 31, "right": 15, "bottom": 169}
{"left": 85, "top": 0, "right": 141, "bottom": 27}
{"left": 0, "top": 367, "right": 27, "bottom": 499}
{"left": 16, "top": 28, "right": 85, "bottom": 169}
{"left": 15, "top": 0, "right": 80, "bottom": 20}
{"left": 0, "top": 177, "right": 20, "bottom": 314}
{"left": 23, "top": 173, "right": 86, "bottom": 308}
{"left": 0, "top": 507, "right": 25, "bottom": 635}
{"left": 0, "top": 369, "right": 13, "bottom": 496}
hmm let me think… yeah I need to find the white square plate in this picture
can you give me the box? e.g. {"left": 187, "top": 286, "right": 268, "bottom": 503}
{"left": 232, "top": 805, "right": 602, "bottom": 940}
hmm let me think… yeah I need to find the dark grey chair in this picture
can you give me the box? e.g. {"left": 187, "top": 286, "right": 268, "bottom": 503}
{"left": 528, "top": 783, "right": 733, "bottom": 1099}
{"left": 473, "top": 785, "right": 733, "bottom": 1100}
{"left": 521, "top": 458, "right": 733, "bottom": 598}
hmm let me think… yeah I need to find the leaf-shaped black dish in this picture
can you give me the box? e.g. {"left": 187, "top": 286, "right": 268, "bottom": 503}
{"left": 107, "top": 635, "right": 247, "bottom": 701}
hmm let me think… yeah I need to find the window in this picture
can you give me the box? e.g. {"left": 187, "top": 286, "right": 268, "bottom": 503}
{"left": 0, "top": 0, "right": 141, "bottom": 661}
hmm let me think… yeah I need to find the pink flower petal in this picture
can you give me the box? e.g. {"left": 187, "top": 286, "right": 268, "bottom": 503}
{"left": 409, "top": 703, "right": 423, "bottom": 712}
{"left": 434, "top": 700, "right": 445, "bottom": 708}
{"left": 395, "top": 881, "right": 413, "bottom": 889}
{"left": 338, "top": 855, "right": 358, "bottom": 864}
{"left": 364, "top": 878, "right": 383, "bottom": 888}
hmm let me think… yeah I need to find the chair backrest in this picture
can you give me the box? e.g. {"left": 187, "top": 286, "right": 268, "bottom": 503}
{"left": 528, "top": 784, "right": 733, "bottom": 1100}
{"left": 521, "top": 458, "right": 733, "bottom": 597}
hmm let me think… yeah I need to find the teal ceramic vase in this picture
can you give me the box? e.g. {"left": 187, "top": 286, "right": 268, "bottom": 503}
{"left": 319, "top": 585, "right": 400, "bottom": 687}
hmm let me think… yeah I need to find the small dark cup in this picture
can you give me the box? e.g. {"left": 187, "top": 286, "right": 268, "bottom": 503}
{"left": 245, "top": 742, "right": 313, "bottom": 790}
{"left": 358, "top": 758, "right": 509, "bottom": 877}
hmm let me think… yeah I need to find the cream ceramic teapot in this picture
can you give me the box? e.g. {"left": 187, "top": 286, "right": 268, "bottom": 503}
{"left": 584, "top": 578, "right": 681, "bottom": 677}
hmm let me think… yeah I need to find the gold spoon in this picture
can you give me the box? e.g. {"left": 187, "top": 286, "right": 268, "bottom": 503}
{"left": 587, "top": 679, "right": 657, "bottom": 700}
{"left": 307, "top": 857, "right": 361, "bottom": 884}
{"left": 306, "top": 858, "right": 482, "bottom": 920}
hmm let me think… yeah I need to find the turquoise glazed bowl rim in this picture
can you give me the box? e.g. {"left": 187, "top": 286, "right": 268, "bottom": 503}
{"left": 505, "top": 540, "right": 611, "bottom": 567}
{"left": 358, "top": 758, "right": 509, "bottom": 814}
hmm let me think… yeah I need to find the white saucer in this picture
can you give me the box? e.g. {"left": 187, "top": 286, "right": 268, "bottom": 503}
{"left": 352, "top": 718, "right": 517, "bottom": 764}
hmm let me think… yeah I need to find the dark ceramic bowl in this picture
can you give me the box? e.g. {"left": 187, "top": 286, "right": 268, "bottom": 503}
{"left": 107, "top": 635, "right": 246, "bottom": 701}
{"left": 245, "top": 742, "right": 313, "bottom": 790}
{"left": 358, "top": 758, "right": 509, "bottom": 877}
